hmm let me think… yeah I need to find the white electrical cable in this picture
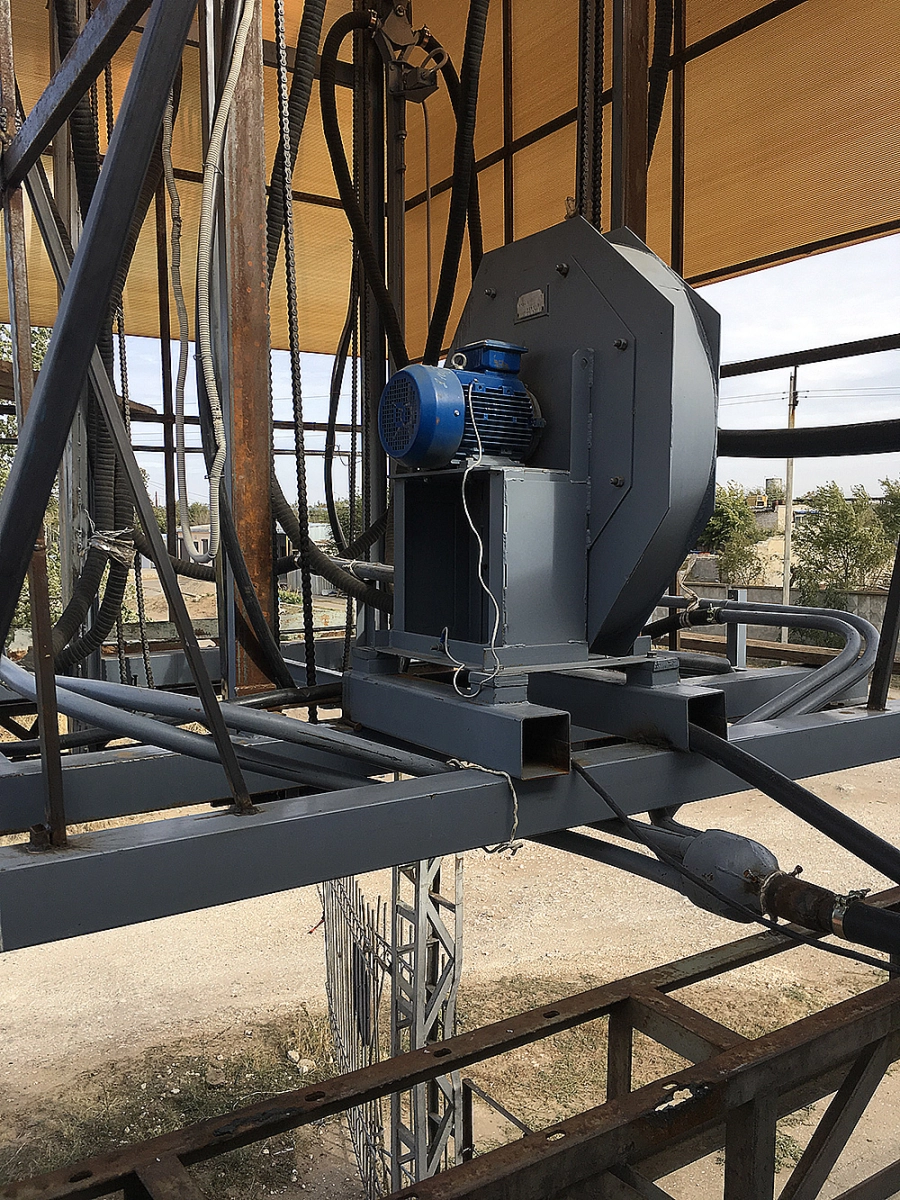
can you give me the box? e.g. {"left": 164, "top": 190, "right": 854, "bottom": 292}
{"left": 161, "top": 94, "right": 207, "bottom": 563}
{"left": 193, "top": 0, "right": 257, "bottom": 562}
{"left": 442, "top": 383, "right": 502, "bottom": 698}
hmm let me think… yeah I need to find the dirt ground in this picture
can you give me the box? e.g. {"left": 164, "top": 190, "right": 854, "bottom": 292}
{"left": 1, "top": 758, "right": 900, "bottom": 1196}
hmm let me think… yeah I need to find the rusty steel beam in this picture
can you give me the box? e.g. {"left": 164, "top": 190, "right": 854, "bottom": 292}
{"left": 130, "top": 1157, "right": 208, "bottom": 1199}
{"left": 627, "top": 990, "right": 746, "bottom": 1063}
{"left": 610, "top": 0, "right": 648, "bottom": 237}
{"left": 221, "top": 0, "right": 276, "bottom": 696}
{"left": 2, "top": 0, "right": 150, "bottom": 192}
{"left": 2, "top": 901, "right": 900, "bottom": 1198}
{"left": 780, "top": 1038, "right": 893, "bottom": 1200}
{"left": 0, "top": 0, "right": 66, "bottom": 847}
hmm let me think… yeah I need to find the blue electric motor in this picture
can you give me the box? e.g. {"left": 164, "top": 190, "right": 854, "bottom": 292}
{"left": 378, "top": 339, "right": 543, "bottom": 470}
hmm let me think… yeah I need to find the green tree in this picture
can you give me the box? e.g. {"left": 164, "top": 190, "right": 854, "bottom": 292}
{"left": 307, "top": 497, "right": 364, "bottom": 547}
{"left": 696, "top": 482, "right": 765, "bottom": 586}
{"left": 876, "top": 476, "right": 900, "bottom": 543}
{"left": 793, "top": 483, "right": 893, "bottom": 603}
{"left": 697, "top": 483, "right": 762, "bottom": 553}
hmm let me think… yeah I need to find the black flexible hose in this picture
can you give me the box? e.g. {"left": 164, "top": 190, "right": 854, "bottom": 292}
{"left": 270, "top": 480, "right": 393, "bottom": 612}
{"left": 265, "top": 0, "right": 328, "bottom": 282}
{"left": 325, "top": 257, "right": 359, "bottom": 551}
{"left": 422, "top": 0, "right": 491, "bottom": 366}
{"left": 642, "top": 602, "right": 716, "bottom": 638}
{"left": 320, "top": 11, "right": 409, "bottom": 368}
{"left": 688, "top": 722, "right": 900, "bottom": 885}
{"left": 647, "top": 0, "right": 673, "bottom": 161}
{"left": 718, "top": 420, "right": 900, "bottom": 459}
{"left": 40, "top": 45, "right": 181, "bottom": 667}
{"left": 420, "top": 33, "right": 485, "bottom": 278}
{"left": 220, "top": 491, "right": 296, "bottom": 691}
{"left": 841, "top": 902, "right": 900, "bottom": 957}
{"left": 55, "top": 559, "right": 131, "bottom": 671}
{"left": 532, "top": 828, "right": 684, "bottom": 892}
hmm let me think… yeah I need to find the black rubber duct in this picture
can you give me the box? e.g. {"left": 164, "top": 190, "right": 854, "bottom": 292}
{"left": 270, "top": 480, "right": 393, "bottom": 612}
{"left": 688, "top": 722, "right": 900, "bottom": 885}
{"left": 422, "top": 0, "right": 491, "bottom": 366}
{"left": 320, "top": 10, "right": 409, "bottom": 369}
{"left": 55, "top": 560, "right": 131, "bottom": 671}
{"left": 841, "top": 902, "right": 900, "bottom": 957}
{"left": 41, "top": 52, "right": 183, "bottom": 667}
{"left": 420, "top": 32, "right": 485, "bottom": 278}
{"left": 718, "top": 420, "right": 900, "bottom": 459}
{"left": 0, "top": 0, "right": 197, "bottom": 651}
{"left": 324, "top": 258, "right": 359, "bottom": 551}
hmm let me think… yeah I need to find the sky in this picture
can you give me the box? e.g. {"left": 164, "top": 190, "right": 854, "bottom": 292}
{"left": 706, "top": 232, "right": 900, "bottom": 498}
{"left": 124, "top": 230, "right": 900, "bottom": 511}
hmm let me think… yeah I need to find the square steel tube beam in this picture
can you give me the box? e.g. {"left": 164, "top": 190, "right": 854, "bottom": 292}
{"left": 345, "top": 672, "right": 570, "bottom": 779}
{"left": 2, "top": 0, "right": 151, "bottom": 192}
{"left": 4, "top": 703, "right": 900, "bottom": 948}
{"left": 528, "top": 670, "right": 726, "bottom": 750}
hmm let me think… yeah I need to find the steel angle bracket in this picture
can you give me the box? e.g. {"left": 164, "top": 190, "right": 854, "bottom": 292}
{"left": 528, "top": 662, "right": 726, "bottom": 750}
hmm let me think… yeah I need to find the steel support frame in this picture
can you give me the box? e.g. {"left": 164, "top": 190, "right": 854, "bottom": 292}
{"left": 3, "top": 892, "right": 899, "bottom": 1199}
{"left": 390, "top": 857, "right": 464, "bottom": 1190}
{"left": 4, "top": 695, "right": 900, "bottom": 949}
{"left": 0, "top": 0, "right": 150, "bottom": 192}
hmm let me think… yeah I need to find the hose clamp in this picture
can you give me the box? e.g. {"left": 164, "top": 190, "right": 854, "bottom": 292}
{"left": 831, "top": 888, "right": 870, "bottom": 939}
{"left": 757, "top": 869, "right": 787, "bottom": 918}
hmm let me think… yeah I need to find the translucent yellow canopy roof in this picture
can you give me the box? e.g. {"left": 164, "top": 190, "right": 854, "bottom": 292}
{"left": 6, "top": 0, "right": 900, "bottom": 356}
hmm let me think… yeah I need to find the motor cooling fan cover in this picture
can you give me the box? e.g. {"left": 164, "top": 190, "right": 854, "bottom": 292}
{"left": 377, "top": 364, "right": 466, "bottom": 469}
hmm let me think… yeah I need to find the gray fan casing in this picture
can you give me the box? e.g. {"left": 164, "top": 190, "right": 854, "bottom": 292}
{"left": 377, "top": 217, "right": 719, "bottom": 664}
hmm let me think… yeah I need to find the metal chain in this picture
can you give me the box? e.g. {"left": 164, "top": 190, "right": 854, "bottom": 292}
{"left": 590, "top": 0, "right": 604, "bottom": 229}
{"left": 104, "top": 59, "right": 131, "bottom": 688}
{"left": 273, "top": 0, "right": 317, "bottom": 716}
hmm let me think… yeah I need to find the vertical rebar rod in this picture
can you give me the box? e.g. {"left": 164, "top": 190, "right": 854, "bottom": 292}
{"left": 273, "top": 0, "right": 316, "bottom": 703}
{"left": 868, "top": 539, "right": 900, "bottom": 710}
{"left": 781, "top": 367, "right": 798, "bottom": 643}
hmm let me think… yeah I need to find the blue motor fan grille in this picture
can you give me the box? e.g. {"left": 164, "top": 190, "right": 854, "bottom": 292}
{"left": 379, "top": 372, "right": 420, "bottom": 459}
{"left": 458, "top": 385, "right": 539, "bottom": 461}
{"left": 378, "top": 340, "right": 543, "bottom": 469}
{"left": 377, "top": 363, "right": 466, "bottom": 469}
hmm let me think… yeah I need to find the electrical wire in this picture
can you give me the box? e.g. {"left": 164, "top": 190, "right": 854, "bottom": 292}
{"left": 572, "top": 762, "right": 900, "bottom": 975}
{"left": 442, "top": 384, "right": 501, "bottom": 698}
{"left": 194, "top": 0, "right": 258, "bottom": 564}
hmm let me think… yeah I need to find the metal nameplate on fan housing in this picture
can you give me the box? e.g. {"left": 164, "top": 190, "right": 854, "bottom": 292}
{"left": 516, "top": 287, "right": 547, "bottom": 321}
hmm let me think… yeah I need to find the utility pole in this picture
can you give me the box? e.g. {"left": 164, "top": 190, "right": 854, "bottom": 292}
{"left": 781, "top": 367, "right": 799, "bottom": 642}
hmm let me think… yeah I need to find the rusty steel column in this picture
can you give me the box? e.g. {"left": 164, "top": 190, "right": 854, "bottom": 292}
{"left": 0, "top": 0, "right": 67, "bottom": 845}
{"left": 222, "top": 0, "right": 276, "bottom": 696}
{"left": 610, "top": 0, "right": 648, "bottom": 237}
